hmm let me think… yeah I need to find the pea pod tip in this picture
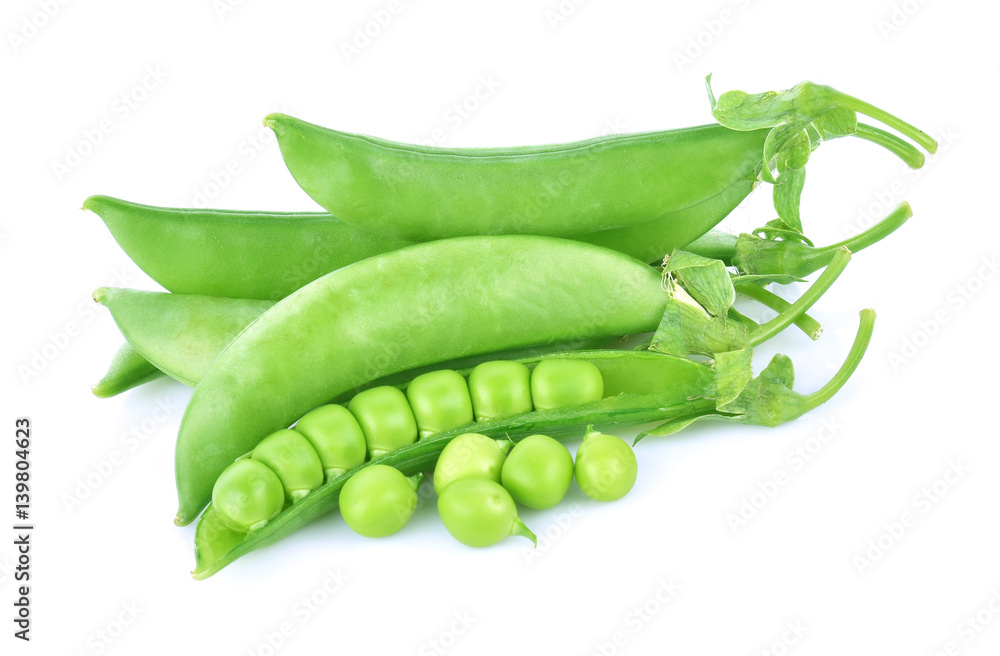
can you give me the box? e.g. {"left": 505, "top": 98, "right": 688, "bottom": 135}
{"left": 263, "top": 113, "right": 286, "bottom": 135}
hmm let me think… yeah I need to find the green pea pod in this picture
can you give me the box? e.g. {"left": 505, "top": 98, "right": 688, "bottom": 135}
{"left": 193, "top": 314, "right": 874, "bottom": 579}
{"left": 93, "top": 288, "right": 274, "bottom": 386}
{"left": 265, "top": 116, "right": 769, "bottom": 241}
{"left": 84, "top": 184, "right": 754, "bottom": 301}
{"left": 85, "top": 188, "right": 908, "bottom": 311}
{"left": 174, "top": 236, "right": 673, "bottom": 525}
{"left": 91, "top": 342, "right": 165, "bottom": 398}
{"left": 84, "top": 196, "right": 412, "bottom": 301}
{"left": 93, "top": 287, "right": 614, "bottom": 396}
{"left": 93, "top": 264, "right": 834, "bottom": 401}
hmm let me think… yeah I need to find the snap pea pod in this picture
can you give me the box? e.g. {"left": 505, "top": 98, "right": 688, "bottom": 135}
{"left": 91, "top": 342, "right": 165, "bottom": 398}
{"left": 174, "top": 236, "right": 675, "bottom": 525}
{"left": 83, "top": 196, "right": 412, "bottom": 301}
{"left": 193, "top": 313, "right": 874, "bottom": 579}
{"left": 92, "top": 287, "right": 617, "bottom": 396}
{"left": 267, "top": 79, "right": 932, "bottom": 241}
{"left": 85, "top": 190, "right": 909, "bottom": 312}
{"left": 84, "top": 187, "right": 751, "bottom": 300}
{"left": 266, "top": 117, "right": 768, "bottom": 241}
{"left": 93, "top": 288, "right": 274, "bottom": 387}
{"left": 92, "top": 264, "right": 832, "bottom": 399}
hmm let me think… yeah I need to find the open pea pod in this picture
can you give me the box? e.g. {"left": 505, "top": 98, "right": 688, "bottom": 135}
{"left": 193, "top": 311, "right": 874, "bottom": 579}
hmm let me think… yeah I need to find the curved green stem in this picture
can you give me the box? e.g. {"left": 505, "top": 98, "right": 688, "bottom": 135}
{"left": 685, "top": 231, "right": 738, "bottom": 265}
{"left": 512, "top": 518, "right": 537, "bottom": 546}
{"left": 854, "top": 123, "right": 925, "bottom": 169}
{"left": 749, "top": 248, "right": 851, "bottom": 346}
{"left": 733, "top": 202, "right": 912, "bottom": 278}
{"left": 803, "top": 309, "right": 876, "bottom": 406}
{"left": 814, "top": 202, "right": 912, "bottom": 257}
{"left": 835, "top": 91, "right": 938, "bottom": 153}
{"left": 735, "top": 283, "right": 823, "bottom": 340}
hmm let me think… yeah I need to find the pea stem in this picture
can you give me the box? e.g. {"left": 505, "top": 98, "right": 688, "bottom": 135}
{"left": 512, "top": 518, "right": 538, "bottom": 547}
{"left": 748, "top": 247, "right": 851, "bottom": 346}
{"left": 735, "top": 283, "right": 823, "bottom": 340}
{"left": 854, "top": 123, "right": 925, "bottom": 169}
{"left": 813, "top": 202, "right": 912, "bottom": 257}
{"left": 834, "top": 90, "right": 938, "bottom": 153}
{"left": 802, "top": 309, "right": 876, "bottom": 407}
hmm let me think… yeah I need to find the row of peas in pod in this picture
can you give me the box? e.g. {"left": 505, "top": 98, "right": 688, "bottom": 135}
{"left": 212, "top": 357, "right": 636, "bottom": 547}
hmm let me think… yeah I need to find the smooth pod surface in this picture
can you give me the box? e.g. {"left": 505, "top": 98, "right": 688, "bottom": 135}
{"left": 92, "top": 342, "right": 165, "bottom": 398}
{"left": 174, "top": 236, "right": 668, "bottom": 524}
{"left": 84, "top": 195, "right": 412, "bottom": 300}
{"left": 266, "top": 114, "right": 769, "bottom": 240}
{"left": 94, "top": 288, "right": 273, "bottom": 386}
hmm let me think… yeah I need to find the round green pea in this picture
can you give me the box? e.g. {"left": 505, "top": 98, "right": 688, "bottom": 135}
{"left": 339, "top": 465, "right": 421, "bottom": 538}
{"left": 348, "top": 386, "right": 418, "bottom": 458}
{"left": 437, "top": 477, "right": 536, "bottom": 548}
{"left": 468, "top": 361, "right": 533, "bottom": 421}
{"left": 501, "top": 434, "right": 574, "bottom": 509}
{"left": 212, "top": 459, "right": 285, "bottom": 533}
{"left": 406, "top": 370, "right": 474, "bottom": 439}
{"left": 294, "top": 404, "right": 367, "bottom": 481}
{"left": 251, "top": 429, "right": 324, "bottom": 503}
{"left": 433, "top": 433, "right": 510, "bottom": 495}
{"left": 574, "top": 430, "right": 637, "bottom": 502}
{"left": 530, "top": 359, "right": 604, "bottom": 411}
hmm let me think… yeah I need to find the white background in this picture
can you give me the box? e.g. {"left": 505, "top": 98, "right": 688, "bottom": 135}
{"left": 2, "top": 0, "right": 998, "bottom": 654}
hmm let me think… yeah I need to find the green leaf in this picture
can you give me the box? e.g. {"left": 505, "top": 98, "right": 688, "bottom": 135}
{"left": 772, "top": 167, "right": 806, "bottom": 232}
{"left": 649, "top": 295, "right": 688, "bottom": 357}
{"left": 812, "top": 107, "right": 857, "bottom": 138}
{"left": 663, "top": 250, "right": 736, "bottom": 317}
{"left": 713, "top": 348, "right": 754, "bottom": 406}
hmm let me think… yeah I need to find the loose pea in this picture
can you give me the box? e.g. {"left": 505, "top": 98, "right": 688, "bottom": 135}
{"left": 468, "top": 361, "right": 533, "bottom": 421}
{"left": 212, "top": 459, "right": 285, "bottom": 533}
{"left": 437, "top": 478, "right": 536, "bottom": 548}
{"left": 574, "top": 430, "right": 637, "bottom": 502}
{"left": 339, "top": 465, "right": 421, "bottom": 538}
{"left": 530, "top": 359, "right": 604, "bottom": 411}
{"left": 251, "top": 429, "right": 324, "bottom": 503}
{"left": 347, "top": 386, "right": 418, "bottom": 458}
{"left": 406, "top": 370, "right": 474, "bottom": 439}
{"left": 433, "top": 433, "right": 510, "bottom": 495}
{"left": 293, "top": 404, "right": 367, "bottom": 481}
{"left": 501, "top": 434, "right": 574, "bottom": 509}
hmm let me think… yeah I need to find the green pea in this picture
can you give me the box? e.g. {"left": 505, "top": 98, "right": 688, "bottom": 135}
{"left": 250, "top": 429, "right": 324, "bottom": 503}
{"left": 433, "top": 433, "right": 511, "bottom": 495}
{"left": 530, "top": 359, "right": 604, "bottom": 411}
{"left": 501, "top": 434, "right": 574, "bottom": 510}
{"left": 406, "top": 370, "right": 474, "bottom": 439}
{"left": 437, "top": 478, "right": 536, "bottom": 548}
{"left": 574, "top": 430, "right": 637, "bottom": 502}
{"left": 468, "top": 361, "right": 533, "bottom": 422}
{"left": 294, "top": 404, "right": 367, "bottom": 481}
{"left": 347, "top": 386, "right": 418, "bottom": 458}
{"left": 339, "top": 465, "right": 421, "bottom": 538}
{"left": 212, "top": 459, "right": 285, "bottom": 533}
